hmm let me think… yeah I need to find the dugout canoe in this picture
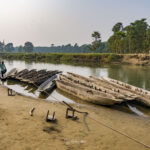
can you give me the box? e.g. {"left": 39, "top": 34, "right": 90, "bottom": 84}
{"left": 31, "top": 70, "right": 62, "bottom": 85}
{"left": 6, "top": 68, "right": 18, "bottom": 78}
{"left": 65, "top": 72, "right": 137, "bottom": 101}
{"left": 59, "top": 74, "right": 125, "bottom": 100}
{"left": 14, "top": 69, "right": 29, "bottom": 79}
{"left": 38, "top": 74, "right": 58, "bottom": 92}
{"left": 56, "top": 79, "right": 123, "bottom": 105}
{"left": 96, "top": 76, "right": 150, "bottom": 107}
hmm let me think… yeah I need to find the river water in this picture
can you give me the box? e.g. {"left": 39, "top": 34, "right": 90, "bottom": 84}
{"left": 2, "top": 60, "right": 150, "bottom": 117}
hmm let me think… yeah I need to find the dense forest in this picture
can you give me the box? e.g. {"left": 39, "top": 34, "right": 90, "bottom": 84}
{"left": 0, "top": 18, "right": 150, "bottom": 54}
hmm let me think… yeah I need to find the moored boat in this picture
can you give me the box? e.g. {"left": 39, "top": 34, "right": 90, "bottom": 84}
{"left": 38, "top": 74, "right": 58, "bottom": 92}
{"left": 96, "top": 76, "right": 150, "bottom": 107}
{"left": 6, "top": 68, "right": 18, "bottom": 78}
{"left": 56, "top": 77, "right": 123, "bottom": 105}
{"left": 66, "top": 72, "right": 137, "bottom": 101}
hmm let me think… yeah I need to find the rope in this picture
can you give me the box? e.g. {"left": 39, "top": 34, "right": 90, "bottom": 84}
{"left": 88, "top": 115, "right": 150, "bottom": 149}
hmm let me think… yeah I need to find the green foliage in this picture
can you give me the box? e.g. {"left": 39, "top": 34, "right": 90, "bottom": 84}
{"left": 107, "top": 54, "right": 116, "bottom": 62}
{"left": 108, "top": 18, "right": 149, "bottom": 54}
{"left": 5, "top": 43, "right": 14, "bottom": 52}
{"left": 23, "top": 42, "right": 34, "bottom": 53}
{"left": 0, "top": 42, "right": 4, "bottom": 52}
{"left": 144, "top": 28, "right": 150, "bottom": 53}
{"left": 18, "top": 45, "right": 23, "bottom": 53}
{"left": 90, "top": 31, "right": 101, "bottom": 51}
{"left": 112, "top": 22, "right": 123, "bottom": 33}
{"left": 0, "top": 52, "right": 117, "bottom": 65}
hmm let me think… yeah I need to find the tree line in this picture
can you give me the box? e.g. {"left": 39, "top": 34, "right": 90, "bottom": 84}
{"left": 108, "top": 18, "right": 150, "bottom": 53}
{"left": 1, "top": 18, "right": 150, "bottom": 54}
{"left": 0, "top": 41, "right": 34, "bottom": 53}
{"left": 0, "top": 41, "right": 109, "bottom": 53}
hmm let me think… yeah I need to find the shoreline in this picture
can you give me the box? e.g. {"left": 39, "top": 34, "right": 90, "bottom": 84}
{"left": 1, "top": 53, "right": 150, "bottom": 66}
{"left": 0, "top": 85, "right": 150, "bottom": 149}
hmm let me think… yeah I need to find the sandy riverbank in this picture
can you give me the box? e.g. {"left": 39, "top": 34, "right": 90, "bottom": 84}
{"left": 0, "top": 86, "right": 150, "bottom": 150}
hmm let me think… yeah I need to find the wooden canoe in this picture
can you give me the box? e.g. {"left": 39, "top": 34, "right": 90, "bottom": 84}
{"left": 6, "top": 68, "right": 18, "bottom": 78}
{"left": 14, "top": 69, "right": 29, "bottom": 79}
{"left": 56, "top": 78, "right": 123, "bottom": 105}
{"left": 98, "top": 76, "right": 150, "bottom": 107}
{"left": 66, "top": 72, "right": 137, "bottom": 101}
{"left": 38, "top": 74, "right": 57, "bottom": 92}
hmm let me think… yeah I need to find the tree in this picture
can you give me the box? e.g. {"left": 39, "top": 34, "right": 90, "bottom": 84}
{"left": 5, "top": 43, "right": 14, "bottom": 52}
{"left": 144, "top": 28, "right": 150, "bottom": 53}
{"left": 18, "top": 45, "right": 23, "bottom": 53}
{"left": 24, "top": 42, "right": 34, "bottom": 53}
{"left": 109, "top": 19, "right": 149, "bottom": 53}
{"left": 0, "top": 41, "right": 5, "bottom": 52}
{"left": 112, "top": 22, "right": 123, "bottom": 33}
{"left": 90, "top": 31, "right": 101, "bottom": 50}
{"left": 108, "top": 31, "right": 126, "bottom": 53}
{"left": 125, "top": 18, "right": 148, "bottom": 53}
{"left": 51, "top": 44, "right": 54, "bottom": 47}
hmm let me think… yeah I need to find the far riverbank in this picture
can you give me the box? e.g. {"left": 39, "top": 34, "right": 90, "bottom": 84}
{"left": 1, "top": 53, "right": 150, "bottom": 66}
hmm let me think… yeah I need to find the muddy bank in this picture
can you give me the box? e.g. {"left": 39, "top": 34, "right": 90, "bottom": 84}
{"left": 0, "top": 85, "right": 150, "bottom": 150}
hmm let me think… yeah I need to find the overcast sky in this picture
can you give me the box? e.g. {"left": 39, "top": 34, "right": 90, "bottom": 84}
{"left": 0, "top": 0, "right": 149, "bottom": 46}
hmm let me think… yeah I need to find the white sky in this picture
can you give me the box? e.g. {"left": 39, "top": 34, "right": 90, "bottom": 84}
{"left": 0, "top": 0, "right": 149, "bottom": 46}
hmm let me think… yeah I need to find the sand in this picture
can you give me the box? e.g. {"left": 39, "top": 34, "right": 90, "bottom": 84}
{"left": 0, "top": 86, "right": 150, "bottom": 150}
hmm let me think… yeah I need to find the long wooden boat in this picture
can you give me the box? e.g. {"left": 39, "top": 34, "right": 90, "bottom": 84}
{"left": 60, "top": 74, "right": 125, "bottom": 100}
{"left": 18, "top": 69, "right": 37, "bottom": 80}
{"left": 14, "top": 69, "right": 29, "bottom": 79}
{"left": 93, "top": 76, "right": 150, "bottom": 107}
{"left": 56, "top": 79, "right": 123, "bottom": 105}
{"left": 6, "top": 68, "right": 18, "bottom": 78}
{"left": 0, "top": 68, "right": 18, "bottom": 80}
{"left": 38, "top": 74, "right": 57, "bottom": 92}
{"left": 32, "top": 71, "right": 61, "bottom": 85}
{"left": 66, "top": 72, "right": 137, "bottom": 101}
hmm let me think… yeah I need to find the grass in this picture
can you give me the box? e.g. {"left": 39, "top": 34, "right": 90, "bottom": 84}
{"left": 0, "top": 52, "right": 122, "bottom": 66}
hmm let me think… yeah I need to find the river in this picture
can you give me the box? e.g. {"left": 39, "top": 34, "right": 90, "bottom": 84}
{"left": 2, "top": 60, "right": 150, "bottom": 117}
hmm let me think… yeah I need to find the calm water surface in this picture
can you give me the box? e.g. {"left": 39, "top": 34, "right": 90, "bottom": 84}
{"left": 2, "top": 60, "right": 150, "bottom": 116}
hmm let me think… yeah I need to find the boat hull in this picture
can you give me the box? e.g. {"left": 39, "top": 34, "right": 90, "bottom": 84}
{"left": 56, "top": 80, "right": 123, "bottom": 105}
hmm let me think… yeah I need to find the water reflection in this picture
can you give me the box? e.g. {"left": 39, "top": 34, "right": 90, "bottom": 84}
{"left": 107, "top": 65, "right": 150, "bottom": 91}
{"left": 25, "top": 61, "right": 34, "bottom": 69}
